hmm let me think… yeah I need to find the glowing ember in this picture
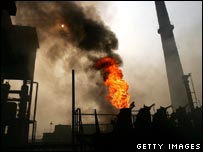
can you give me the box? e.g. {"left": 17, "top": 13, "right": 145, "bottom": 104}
{"left": 95, "top": 57, "right": 130, "bottom": 109}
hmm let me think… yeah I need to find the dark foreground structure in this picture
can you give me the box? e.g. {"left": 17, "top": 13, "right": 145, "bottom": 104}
{"left": 94, "top": 106, "right": 202, "bottom": 151}
{"left": 1, "top": 1, "right": 39, "bottom": 150}
{"left": 2, "top": 105, "right": 202, "bottom": 151}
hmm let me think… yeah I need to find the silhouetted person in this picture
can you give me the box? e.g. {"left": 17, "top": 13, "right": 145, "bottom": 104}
{"left": 134, "top": 104, "right": 154, "bottom": 130}
{"left": 134, "top": 104, "right": 155, "bottom": 142}
{"left": 188, "top": 106, "right": 202, "bottom": 142}
{"left": 153, "top": 105, "right": 172, "bottom": 127}
{"left": 130, "top": 101, "right": 135, "bottom": 109}
{"left": 152, "top": 105, "right": 172, "bottom": 142}
{"left": 168, "top": 111, "right": 178, "bottom": 129}
{"left": 1, "top": 81, "right": 10, "bottom": 104}
{"left": 116, "top": 108, "right": 133, "bottom": 132}
{"left": 1, "top": 82, "right": 11, "bottom": 141}
{"left": 175, "top": 106, "right": 194, "bottom": 142}
{"left": 18, "top": 80, "right": 29, "bottom": 119}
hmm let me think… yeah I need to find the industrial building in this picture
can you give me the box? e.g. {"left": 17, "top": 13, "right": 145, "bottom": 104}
{"left": 1, "top": 0, "right": 39, "bottom": 147}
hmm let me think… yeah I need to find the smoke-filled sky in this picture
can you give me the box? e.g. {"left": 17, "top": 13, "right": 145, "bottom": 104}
{"left": 10, "top": 1, "right": 202, "bottom": 138}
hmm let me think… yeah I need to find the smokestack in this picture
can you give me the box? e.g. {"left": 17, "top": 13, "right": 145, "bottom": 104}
{"left": 155, "top": 1, "right": 192, "bottom": 111}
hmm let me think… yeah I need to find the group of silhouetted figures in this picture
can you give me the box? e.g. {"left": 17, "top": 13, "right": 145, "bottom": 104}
{"left": 132, "top": 104, "right": 202, "bottom": 143}
{"left": 92, "top": 104, "right": 202, "bottom": 151}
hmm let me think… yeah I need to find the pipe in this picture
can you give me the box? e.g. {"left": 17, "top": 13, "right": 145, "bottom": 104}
{"left": 33, "top": 121, "right": 37, "bottom": 142}
{"left": 72, "top": 69, "right": 75, "bottom": 145}
{"left": 27, "top": 80, "right": 33, "bottom": 119}
{"left": 32, "top": 82, "right": 39, "bottom": 142}
{"left": 190, "top": 73, "right": 198, "bottom": 107}
{"left": 27, "top": 81, "right": 39, "bottom": 142}
{"left": 94, "top": 109, "right": 100, "bottom": 134}
{"left": 183, "top": 74, "right": 195, "bottom": 112}
{"left": 78, "top": 108, "right": 83, "bottom": 135}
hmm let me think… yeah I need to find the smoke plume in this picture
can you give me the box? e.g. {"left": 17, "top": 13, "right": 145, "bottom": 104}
{"left": 12, "top": 1, "right": 121, "bottom": 136}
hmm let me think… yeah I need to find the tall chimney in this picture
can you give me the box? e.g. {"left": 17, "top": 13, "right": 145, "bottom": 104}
{"left": 155, "top": 1, "right": 192, "bottom": 111}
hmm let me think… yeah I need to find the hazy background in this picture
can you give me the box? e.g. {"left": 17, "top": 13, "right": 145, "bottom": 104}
{"left": 10, "top": 1, "right": 202, "bottom": 138}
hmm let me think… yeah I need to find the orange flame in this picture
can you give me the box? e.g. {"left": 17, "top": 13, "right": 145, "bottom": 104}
{"left": 95, "top": 57, "right": 130, "bottom": 109}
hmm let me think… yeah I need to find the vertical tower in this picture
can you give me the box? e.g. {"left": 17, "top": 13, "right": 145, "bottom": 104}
{"left": 155, "top": 1, "right": 193, "bottom": 111}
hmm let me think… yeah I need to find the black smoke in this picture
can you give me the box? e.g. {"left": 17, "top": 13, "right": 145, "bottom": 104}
{"left": 14, "top": 1, "right": 120, "bottom": 62}
{"left": 58, "top": 2, "right": 118, "bottom": 52}
{"left": 12, "top": 1, "right": 120, "bottom": 135}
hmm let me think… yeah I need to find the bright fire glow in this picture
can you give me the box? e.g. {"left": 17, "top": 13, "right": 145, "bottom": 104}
{"left": 95, "top": 57, "right": 130, "bottom": 109}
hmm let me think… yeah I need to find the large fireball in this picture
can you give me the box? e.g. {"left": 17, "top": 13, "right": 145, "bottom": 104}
{"left": 95, "top": 57, "right": 130, "bottom": 109}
